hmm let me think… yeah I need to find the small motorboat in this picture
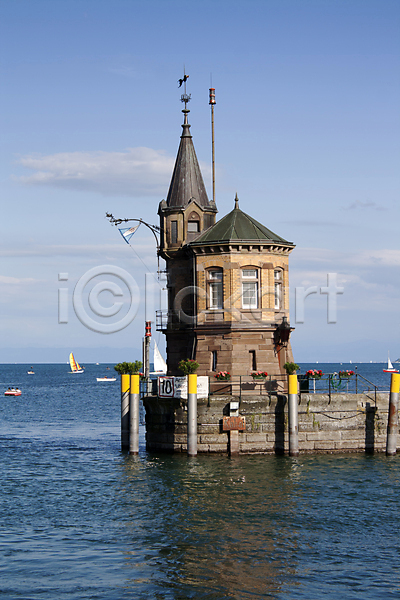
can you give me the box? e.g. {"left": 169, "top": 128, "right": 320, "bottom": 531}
{"left": 383, "top": 354, "right": 399, "bottom": 373}
{"left": 27, "top": 367, "right": 34, "bottom": 374}
{"left": 5, "top": 388, "right": 21, "bottom": 396}
{"left": 97, "top": 377, "right": 116, "bottom": 382}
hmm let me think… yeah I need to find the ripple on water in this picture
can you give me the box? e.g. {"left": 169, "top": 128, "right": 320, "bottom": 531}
{"left": 1, "top": 364, "right": 400, "bottom": 599}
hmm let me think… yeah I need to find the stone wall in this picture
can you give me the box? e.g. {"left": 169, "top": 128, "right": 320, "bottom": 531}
{"left": 143, "top": 391, "right": 392, "bottom": 454}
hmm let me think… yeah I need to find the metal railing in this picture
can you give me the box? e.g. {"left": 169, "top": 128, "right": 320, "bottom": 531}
{"left": 155, "top": 310, "right": 169, "bottom": 331}
{"left": 155, "top": 309, "right": 195, "bottom": 331}
{"left": 299, "top": 373, "right": 380, "bottom": 404}
{"left": 210, "top": 375, "right": 288, "bottom": 401}
{"left": 140, "top": 372, "right": 381, "bottom": 403}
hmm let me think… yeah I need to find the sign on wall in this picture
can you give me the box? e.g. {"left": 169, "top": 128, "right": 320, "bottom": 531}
{"left": 158, "top": 376, "right": 209, "bottom": 399}
{"left": 222, "top": 416, "right": 246, "bottom": 431}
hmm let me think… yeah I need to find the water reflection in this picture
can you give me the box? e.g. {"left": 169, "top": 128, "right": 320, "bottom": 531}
{"left": 120, "top": 455, "right": 300, "bottom": 598}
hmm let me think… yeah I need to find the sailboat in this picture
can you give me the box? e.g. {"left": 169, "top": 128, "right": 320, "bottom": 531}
{"left": 69, "top": 352, "right": 84, "bottom": 374}
{"left": 383, "top": 353, "right": 399, "bottom": 373}
{"left": 150, "top": 340, "right": 167, "bottom": 375}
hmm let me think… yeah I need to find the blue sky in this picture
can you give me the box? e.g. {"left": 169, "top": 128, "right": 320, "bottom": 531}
{"left": 1, "top": 0, "right": 399, "bottom": 363}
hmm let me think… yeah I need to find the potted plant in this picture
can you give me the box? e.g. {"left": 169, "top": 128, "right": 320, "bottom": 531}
{"left": 283, "top": 362, "right": 300, "bottom": 375}
{"left": 251, "top": 371, "right": 268, "bottom": 379}
{"left": 114, "top": 361, "right": 143, "bottom": 375}
{"left": 339, "top": 370, "right": 354, "bottom": 379}
{"left": 178, "top": 358, "right": 199, "bottom": 375}
{"left": 306, "top": 369, "right": 323, "bottom": 380}
{"left": 306, "top": 369, "right": 323, "bottom": 393}
{"left": 214, "top": 371, "right": 231, "bottom": 381}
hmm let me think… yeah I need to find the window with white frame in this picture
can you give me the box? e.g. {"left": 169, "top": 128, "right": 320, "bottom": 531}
{"left": 208, "top": 269, "right": 223, "bottom": 309}
{"left": 274, "top": 269, "right": 282, "bottom": 310}
{"left": 242, "top": 268, "right": 258, "bottom": 309}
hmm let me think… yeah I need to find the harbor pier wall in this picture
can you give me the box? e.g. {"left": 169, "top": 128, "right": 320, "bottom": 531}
{"left": 143, "top": 392, "right": 392, "bottom": 454}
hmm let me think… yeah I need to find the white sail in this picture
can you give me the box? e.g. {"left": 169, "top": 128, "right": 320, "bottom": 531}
{"left": 153, "top": 341, "right": 167, "bottom": 373}
{"left": 383, "top": 352, "right": 398, "bottom": 372}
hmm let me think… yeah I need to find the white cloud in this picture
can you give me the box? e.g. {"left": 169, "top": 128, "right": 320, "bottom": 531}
{"left": 354, "top": 249, "right": 400, "bottom": 267}
{"left": 0, "top": 244, "right": 129, "bottom": 258}
{"left": 0, "top": 243, "right": 158, "bottom": 268}
{"left": 16, "top": 148, "right": 176, "bottom": 197}
{"left": 343, "top": 200, "right": 387, "bottom": 211}
{"left": 290, "top": 247, "right": 400, "bottom": 313}
{"left": 0, "top": 275, "right": 37, "bottom": 284}
{"left": 293, "top": 247, "right": 400, "bottom": 268}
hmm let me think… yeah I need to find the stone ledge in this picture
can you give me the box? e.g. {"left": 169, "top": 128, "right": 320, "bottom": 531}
{"left": 144, "top": 391, "right": 393, "bottom": 454}
{"left": 340, "top": 430, "right": 367, "bottom": 440}
{"left": 245, "top": 433, "right": 267, "bottom": 443}
{"left": 200, "top": 434, "right": 229, "bottom": 444}
{"left": 307, "top": 431, "right": 342, "bottom": 442}
{"left": 239, "top": 442, "right": 275, "bottom": 453}
{"left": 298, "top": 442, "right": 316, "bottom": 451}
{"left": 198, "top": 424, "right": 221, "bottom": 434}
{"left": 315, "top": 441, "right": 337, "bottom": 450}
{"left": 206, "top": 443, "right": 229, "bottom": 453}
{"left": 334, "top": 440, "right": 367, "bottom": 450}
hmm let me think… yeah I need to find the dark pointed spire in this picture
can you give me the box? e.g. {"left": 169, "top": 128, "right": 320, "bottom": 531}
{"left": 166, "top": 106, "right": 211, "bottom": 209}
{"left": 234, "top": 193, "right": 239, "bottom": 209}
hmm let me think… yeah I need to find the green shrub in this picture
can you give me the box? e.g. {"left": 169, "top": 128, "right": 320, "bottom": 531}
{"left": 178, "top": 359, "right": 199, "bottom": 375}
{"left": 283, "top": 362, "right": 300, "bottom": 375}
{"left": 114, "top": 361, "right": 143, "bottom": 375}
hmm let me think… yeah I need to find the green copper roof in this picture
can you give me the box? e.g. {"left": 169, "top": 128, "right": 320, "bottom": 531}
{"left": 190, "top": 197, "right": 294, "bottom": 246}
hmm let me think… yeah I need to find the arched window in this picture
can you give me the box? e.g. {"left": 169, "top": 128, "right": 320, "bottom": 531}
{"left": 187, "top": 211, "right": 200, "bottom": 234}
{"left": 274, "top": 269, "right": 283, "bottom": 310}
{"left": 241, "top": 268, "right": 258, "bottom": 309}
{"left": 207, "top": 268, "right": 223, "bottom": 310}
{"left": 187, "top": 221, "right": 199, "bottom": 233}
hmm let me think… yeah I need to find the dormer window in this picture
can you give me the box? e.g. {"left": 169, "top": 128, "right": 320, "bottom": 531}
{"left": 187, "top": 221, "right": 199, "bottom": 233}
{"left": 187, "top": 211, "right": 200, "bottom": 237}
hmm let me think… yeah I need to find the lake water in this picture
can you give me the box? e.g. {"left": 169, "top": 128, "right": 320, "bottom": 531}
{"left": 0, "top": 363, "right": 399, "bottom": 599}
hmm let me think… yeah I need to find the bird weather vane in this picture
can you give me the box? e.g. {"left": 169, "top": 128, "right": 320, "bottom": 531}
{"left": 178, "top": 73, "right": 189, "bottom": 88}
{"left": 178, "top": 69, "right": 190, "bottom": 110}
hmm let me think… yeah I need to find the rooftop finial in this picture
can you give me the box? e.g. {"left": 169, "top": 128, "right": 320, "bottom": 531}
{"left": 234, "top": 193, "right": 239, "bottom": 209}
{"left": 178, "top": 68, "right": 191, "bottom": 118}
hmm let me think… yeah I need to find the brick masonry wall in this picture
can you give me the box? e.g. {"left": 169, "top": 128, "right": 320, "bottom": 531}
{"left": 143, "top": 392, "right": 392, "bottom": 454}
{"left": 195, "top": 251, "right": 290, "bottom": 317}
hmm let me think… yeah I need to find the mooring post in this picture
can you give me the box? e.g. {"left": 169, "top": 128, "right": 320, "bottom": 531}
{"left": 229, "top": 400, "right": 240, "bottom": 456}
{"left": 121, "top": 373, "right": 130, "bottom": 451}
{"left": 386, "top": 372, "right": 400, "bottom": 456}
{"left": 129, "top": 374, "right": 140, "bottom": 455}
{"left": 288, "top": 373, "right": 299, "bottom": 457}
{"left": 187, "top": 373, "right": 197, "bottom": 457}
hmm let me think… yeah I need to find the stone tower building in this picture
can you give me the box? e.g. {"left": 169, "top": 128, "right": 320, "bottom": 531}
{"left": 157, "top": 102, "right": 295, "bottom": 377}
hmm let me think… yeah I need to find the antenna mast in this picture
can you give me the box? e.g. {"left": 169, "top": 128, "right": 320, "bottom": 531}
{"left": 209, "top": 86, "right": 216, "bottom": 203}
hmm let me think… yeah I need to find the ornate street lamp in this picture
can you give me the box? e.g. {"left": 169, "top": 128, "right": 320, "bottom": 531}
{"left": 274, "top": 316, "right": 291, "bottom": 348}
